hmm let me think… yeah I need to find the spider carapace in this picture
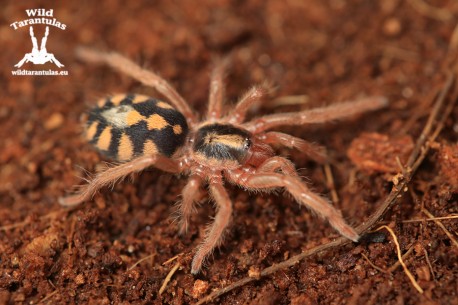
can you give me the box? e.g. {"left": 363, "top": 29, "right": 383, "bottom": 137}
{"left": 61, "top": 47, "right": 388, "bottom": 274}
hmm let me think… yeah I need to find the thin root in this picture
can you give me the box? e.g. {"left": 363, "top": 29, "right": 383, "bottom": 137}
{"left": 422, "top": 208, "right": 458, "bottom": 248}
{"left": 376, "top": 226, "right": 423, "bottom": 294}
{"left": 128, "top": 253, "right": 156, "bottom": 271}
{"left": 158, "top": 261, "right": 181, "bottom": 296}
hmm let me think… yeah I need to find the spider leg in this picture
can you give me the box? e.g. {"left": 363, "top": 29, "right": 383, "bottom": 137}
{"left": 179, "top": 175, "right": 205, "bottom": 235}
{"left": 59, "top": 155, "right": 180, "bottom": 208}
{"left": 256, "top": 156, "right": 297, "bottom": 176}
{"left": 226, "top": 165, "right": 359, "bottom": 242}
{"left": 207, "top": 59, "right": 228, "bottom": 121}
{"left": 259, "top": 131, "right": 328, "bottom": 163}
{"left": 244, "top": 96, "right": 388, "bottom": 133}
{"left": 228, "top": 83, "right": 271, "bottom": 124}
{"left": 75, "top": 47, "right": 197, "bottom": 126}
{"left": 191, "top": 177, "right": 232, "bottom": 274}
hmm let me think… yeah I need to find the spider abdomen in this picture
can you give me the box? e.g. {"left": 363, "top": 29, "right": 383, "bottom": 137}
{"left": 85, "top": 94, "right": 188, "bottom": 161}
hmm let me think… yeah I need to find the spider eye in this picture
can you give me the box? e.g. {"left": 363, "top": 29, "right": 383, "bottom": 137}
{"left": 243, "top": 138, "right": 251, "bottom": 150}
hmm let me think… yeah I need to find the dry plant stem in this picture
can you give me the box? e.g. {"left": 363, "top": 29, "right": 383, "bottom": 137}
{"left": 407, "top": 0, "right": 453, "bottom": 21}
{"left": 163, "top": 253, "right": 184, "bottom": 265}
{"left": 423, "top": 247, "right": 436, "bottom": 282}
{"left": 361, "top": 245, "right": 414, "bottom": 275}
{"left": 387, "top": 245, "right": 414, "bottom": 273}
{"left": 38, "top": 290, "right": 59, "bottom": 304}
{"left": 324, "top": 163, "right": 339, "bottom": 203}
{"left": 195, "top": 68, "right": 458, "bottom": 305}
{"left": 377, "top": 226, "right": 424, "bottom": 294}
{"left": 401, "top": 214, "right": 458, "bottom": 224}
{"left": 422, "top": 208, "right": 458, "bottom": 248}
{"left": 158, "top": 262, "right": 181, "bottom": 296}
{"left": 361, "top": 253, "right": 388, "bottom": 274}
{"left": 128, "top": 254, "right": 156, "bottom": 271}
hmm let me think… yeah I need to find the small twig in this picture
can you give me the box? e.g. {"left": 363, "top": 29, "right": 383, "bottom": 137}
{"left": 387, "top": 245, "right": 414, "bottom": 273}
{"left": 423, "top": 247, "right": 436, "bottom": 282}
{"left": 67, "top": 216, "right": 76, "bottom": 252}
{"left": 422, "top": 208, "right": 458, "bottom": 248}
{"left": 448, "top": 23, "right": 458, "bottom": 53}
{"left": 38, "top": 290, "right": 59, "bottom": 304}
{"left": 324, "top": 163, "right": 339, "bottom": 204}
{"left": 361, "top": 253, "right": 388, "bottom": 274}
{"left": 377, "top": 226, "right": 423, "bottom": 294}
{"left": 407, "top": 0, "right": 453, "bottom": 21}
{"left": 395, "top": 156, "right": 405, "bottom": 173}
{"left": 361, "top": 244, "right": 414, "bottom": 274}
{"left": 400, "top": 214, "right": 458, "bottom": 224}
{"left": 158, "top": 261, "right": 181, "bottom": 296}
{"left": 162, "top": 252, "right": 184, "bottom": 265}
{"left": 128, "top": 253, "right": 156, "bottom": 271}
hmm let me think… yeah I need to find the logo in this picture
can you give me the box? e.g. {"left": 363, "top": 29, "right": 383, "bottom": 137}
{"left": 15, "top": 26, "right": 64, "bottom": 68}
{"left": 10, "top": 8, "right": 68, "bottom": 76}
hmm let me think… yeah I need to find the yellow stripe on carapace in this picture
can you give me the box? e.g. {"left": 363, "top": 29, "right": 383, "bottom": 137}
{"left": 126, "top": 110, "right": 145, "bottom": 126}
{"left": 97, "top": 126, "right": 113, "bottom": 151}
{"left": 132, "top": 94, "right": 151, "bottom": 104}
{"left": 86, "top": 121, "right": 98, "bottom": 140}
{"left": 110, "top": 95, "right": 127, "bottom": 106}
{"left": 143, "top": 139, "right": 158, "bottom": 155}
{"left": 173, "top": 124, "right": 183, "bottom": 135}
{"left": 204, "top": 133, "right": 246, "bottom": 148}
{"left": 118, "top": 133, "right": 134, "bottom": 160}
{"left": 146, "top": 114, "right": 168, "bottom": 130}
{"left": 156, "top": 101, "right": 174, "bottom": 109}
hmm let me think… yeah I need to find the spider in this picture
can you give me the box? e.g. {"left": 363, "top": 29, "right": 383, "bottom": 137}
{"left": 60, "top": 47, "right": 387, "bottom": 274}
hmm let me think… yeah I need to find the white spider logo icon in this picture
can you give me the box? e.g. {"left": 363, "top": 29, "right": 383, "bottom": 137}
{"left": 15, "top": 26, "right": 64, "bottom": 68}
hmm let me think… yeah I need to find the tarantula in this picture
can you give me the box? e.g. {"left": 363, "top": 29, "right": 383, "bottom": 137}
{"left": 60, "top": 47, "right": 387, "bottom": 274}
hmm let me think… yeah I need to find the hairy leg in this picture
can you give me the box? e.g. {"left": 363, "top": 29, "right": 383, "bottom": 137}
{"left": 256, "top": 156, "right": 297, "bottom": 176}
{"left": 207, "top": 59, "right": 228, "bottom": 121}
{"left": 226, "top": 168, "right": 359, "bottom": 242}
{"left": 228, "top": 83, "right": 271, "bottom": 124}
{"left": 191, "top": 177, "right": 232, "bottom": 274}
{"left": 244, "top": 96, "right": 388, "bottom": 133}
{"left": 75, "top": 47, "right": 197, "bottom": 125}
{"left": 59, "top": 155, "right": 180, "bottom": 207}
{"left": 259, "top": 131, "right": 328, "bottom": 163}
{"left": 179, "top": 175, "right": 205, "bottom": 235}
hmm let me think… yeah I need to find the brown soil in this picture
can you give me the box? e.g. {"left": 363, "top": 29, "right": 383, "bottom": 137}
{"left": 1, "top": 0, "right": 457, "bottom": 304}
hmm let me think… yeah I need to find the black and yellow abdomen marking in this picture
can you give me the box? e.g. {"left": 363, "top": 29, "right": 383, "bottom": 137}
{"left": 85, "top": 94, "right": 188, "bottom": 161}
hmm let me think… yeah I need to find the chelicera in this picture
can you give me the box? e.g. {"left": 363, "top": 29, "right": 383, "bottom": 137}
{"left": 60, "top": 47, "right": 387, "bottom": 274}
